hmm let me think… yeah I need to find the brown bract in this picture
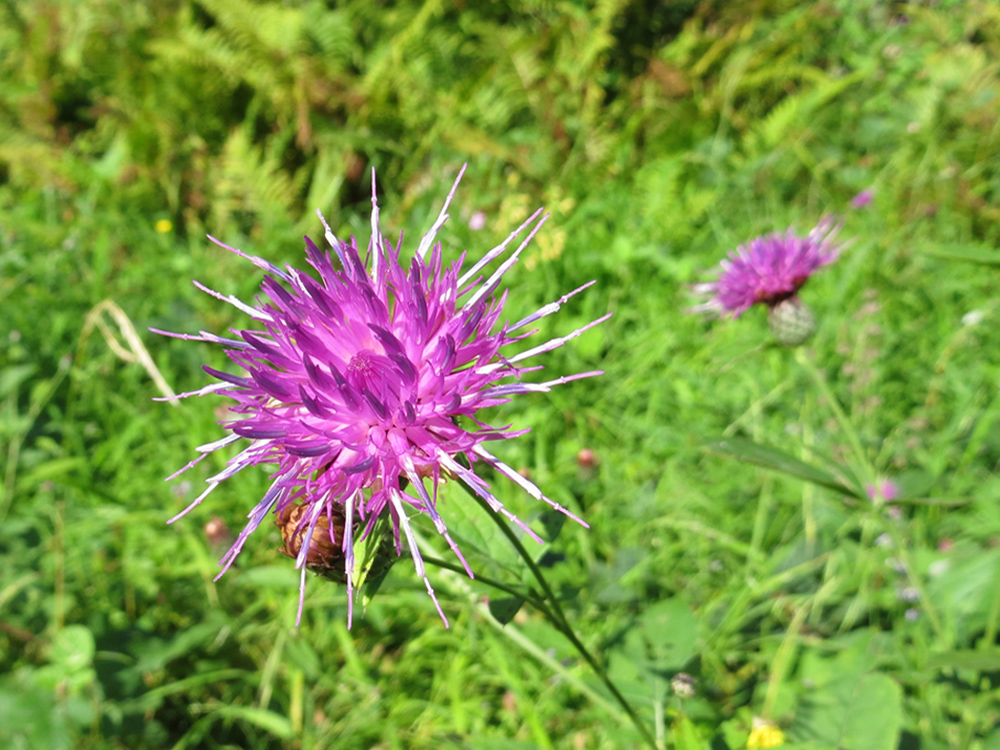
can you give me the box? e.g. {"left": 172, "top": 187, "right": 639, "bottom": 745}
{"left": 277, "top": 502, "right": 349, "bottom": 583}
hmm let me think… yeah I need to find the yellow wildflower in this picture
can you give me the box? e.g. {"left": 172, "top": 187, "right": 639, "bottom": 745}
{"left": 155, "top": 219, "right": 173, "bottom": 234}
{"left": 746, "top": 717, "right": 785, "bottom": 749}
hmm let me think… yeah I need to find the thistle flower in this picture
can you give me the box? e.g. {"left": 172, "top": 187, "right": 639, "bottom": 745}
{"left": 850, "top": 189, "right": 874, "bottom": 209}
{"left": 693, "top": 219, "right": 840, "bottom": 319}
{"left": 155, "top": 166, "right": 608, "bottom": 626}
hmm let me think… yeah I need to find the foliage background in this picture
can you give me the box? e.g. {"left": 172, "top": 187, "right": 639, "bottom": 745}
{"left": 3, "top": 0, "right": 1000, "bottom": 748}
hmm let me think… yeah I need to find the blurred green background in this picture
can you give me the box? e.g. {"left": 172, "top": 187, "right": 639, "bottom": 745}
{"left": 3, "top": 0, "right": 1000, "bottom": 748}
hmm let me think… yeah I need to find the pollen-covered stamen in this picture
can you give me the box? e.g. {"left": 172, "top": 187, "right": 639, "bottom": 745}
{"left": 346, "top": 349, "right": 380, "bottom": 390}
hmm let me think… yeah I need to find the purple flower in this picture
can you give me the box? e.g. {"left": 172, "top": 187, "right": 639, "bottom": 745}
{"left": 693, "top": 219, "right": 840, "bottom": 318}
{"left": 468, "top": 211, "right": 487, "bottom": 231}
{"left": 866, "top": 479, "right": 900, "bottom": 502}
{"left": 850, "top": 189, "right": 874, "bottom": 209}
{"left": 155, "top": 166, "right": 608, "bottom": 626}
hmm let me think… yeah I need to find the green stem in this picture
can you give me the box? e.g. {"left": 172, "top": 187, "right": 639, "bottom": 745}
{"left": 459, "top": 483, "right": 658, "bottom": 750}
{"left": 883, "top": 522, "right": 945, "bottom": 639}
{"left": 1, "top": 355, "right": 72, "bottom": 525}
{"left": 794, "top": 349, "right": 946, "bottom": 640}
{"left": 422, "top": 554, "right": 554, "bottom": 618}
{"left": 794, "top": 348, "right": 873, "bottom": 485}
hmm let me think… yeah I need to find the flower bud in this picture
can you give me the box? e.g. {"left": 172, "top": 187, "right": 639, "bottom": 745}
{"left": 768, "top": 297, "right": 816, "bottom": 346}
{"left": 277, "top": 502, "right": 398, "bottom": 587}
{"left": 277, "top": 502, "right": 349, "bottom": 583}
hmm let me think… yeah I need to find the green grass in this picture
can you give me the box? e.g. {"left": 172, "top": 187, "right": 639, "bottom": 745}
{"left": 3, "top": 0, "right": 1000, "bottom": 748}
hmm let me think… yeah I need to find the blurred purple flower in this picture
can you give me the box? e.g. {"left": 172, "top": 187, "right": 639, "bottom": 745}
{"left": 866, "top": 479, "right": 900, "bottom": 502}
{"left": 155, "top": 166, "right": 608, "bottom": 626}
{"left": 850, "top": 189, "right": 874, "bottom": 209}
{"left": 468, "top": 211, "right": 487, "bottom": 231}
{"left": 693, "top": 219, "right": 840, "bottom": 318}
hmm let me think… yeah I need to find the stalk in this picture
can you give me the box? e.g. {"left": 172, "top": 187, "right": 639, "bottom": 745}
{"left": 456, "top": 481, "right": 659, "bottom": 750}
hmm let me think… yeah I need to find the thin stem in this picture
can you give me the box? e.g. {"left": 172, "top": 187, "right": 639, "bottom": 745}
{"left": 459, "top": 482, "right": 658, "bottom": 750}
{"left": 422, "top": 554, "right": 554, "bottom": 618}
{"left": 794, "top": 349, "right": 945, "bottom": 640}
{"left": 794, "top": 348, "right": 873, "bottom": 485}
{"left": 883, "top": 521, "right": 945, "bottom": 639}
{"left": 1, "top": 355, "right": 72, "bottom": 525}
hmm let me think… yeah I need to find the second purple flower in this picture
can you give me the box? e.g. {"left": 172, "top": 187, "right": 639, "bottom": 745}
{"left": 694, "top": 218, "right": 840, "bottom": 319}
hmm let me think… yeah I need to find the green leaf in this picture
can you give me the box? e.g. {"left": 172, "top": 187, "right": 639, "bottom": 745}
{"left": 353, "top": 513, "right": 397, "bottom": 609}
{"left": 707, "top": 438, "right": 861, "bottom": 498}
{"left": 119, "top": 669, "right": 247, "bottom": 714}
{"left": 838, "top": 674, "right": 902, "bottom": 750}
{"left": 673, "top": 715, "right": 706, "bottom": 750}
{"left": 791, "top": 669, "right": 902, "bottom": 750}
{"left": 49, "top": 625, "right": 95, "bottom": 672}
{"left": 18, "top": 457, "right": 86, "bottom": 488}
{"left": 0, "top": 364, "right": 36, "bottom": 397}
{"left": 488, "top": 596, "right": 525, "bottom": 625}
{"left": 927, "top": 649, "right": 1000, "bottom": 671}
{"left": 235, "top": 565, "right": 300, "bottom": 589}
{"left": 210, "top": 705, "right": 295, "bottom": 739}
{"left": 129, "top": 614, "right": 228, "bottom": 675}
{"left": 537, "top": 508, "right": 566, "bottom": 543}
{"left": 890, "top": 495, "right": 970, "bottom": 507}
{"left": 639, "top": 597, "right": 699, "bottom": 672}
{"left": 927, "top": 547, "right": 1000, "bottom": 642}
{"left": 918, "top": 242, "right": 1000, "bottom": 266}
{"left": 0, "top": 676, "right": 72, "bottom": 750}
{"left": 437, "top": 481, "right": 536, "bottom": 581}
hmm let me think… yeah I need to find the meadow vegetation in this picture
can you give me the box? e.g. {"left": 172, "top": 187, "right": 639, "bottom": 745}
{"left": 2, "top": 0, "right": 1000, "bottom": 748}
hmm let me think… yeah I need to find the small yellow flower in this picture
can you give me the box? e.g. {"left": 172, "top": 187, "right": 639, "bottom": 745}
{"left": 746, "top": 718, "right": 785, "bottom": 749}
{"left": 155, "top": 219, "right": 173, "bottom": 234}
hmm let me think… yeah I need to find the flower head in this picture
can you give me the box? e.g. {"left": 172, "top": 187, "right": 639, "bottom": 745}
{"left": 866, "top": 479, "right": 900, "bottom": 502}
{"left": 747, "top": 718, "right": 785, "bottom": 749}
{"left": 693, "top": 219, "right": 840, "bottom": 318}
{"left": 850, "top": 189, "right": 874, "bottom": 209}
{"left": 155, "top": 166, "right": 608, "bottom": 626}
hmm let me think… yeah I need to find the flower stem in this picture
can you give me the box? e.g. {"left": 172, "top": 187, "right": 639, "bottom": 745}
{"left": 422, "top": 554, "right": 554, "bottom": 619}
{"left": 794, "top": 349, "right": 945, "bottom": 639}
{"left": 460, "top": 484, "right": 659, "bottom": 750}
{"left": 794, "top": 348, "right": 872, "bottom": 485}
